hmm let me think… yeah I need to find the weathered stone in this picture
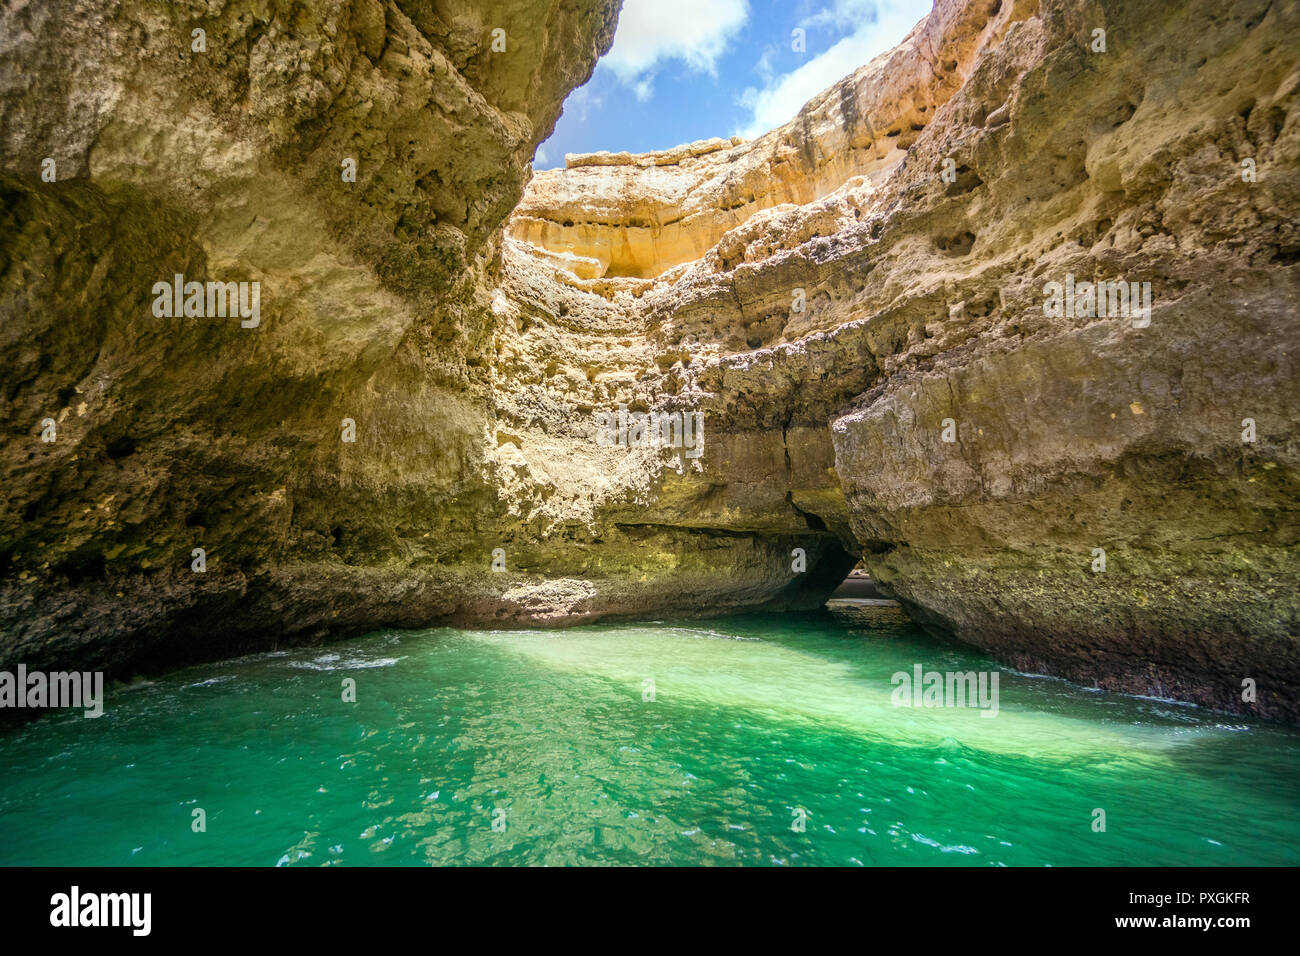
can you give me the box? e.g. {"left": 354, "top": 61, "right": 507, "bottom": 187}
{"left": 500, "top": 0, "right": 1300, "bottom": 720}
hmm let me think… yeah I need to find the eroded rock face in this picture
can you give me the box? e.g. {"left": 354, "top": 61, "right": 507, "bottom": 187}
{"left": 0, "top": 0, "right": 650, "bottom": 672}
{"left": 497, "top": 0, "right": 1299, "bottom": 721}
{"left": 508, "top": 0, "right": 1005, "bottom": 279}
{"left": 2, "top": 0, "right": 1297, "bottom": 722}
{"left": 826, "top": 0, "right": 1300, "bottom": 719}
{"left": 0, "top": 0, "right": 849, "bottom": 682}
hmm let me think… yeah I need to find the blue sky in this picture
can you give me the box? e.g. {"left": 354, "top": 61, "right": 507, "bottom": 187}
{"left": 535, "top": 0, "right": 935, "bottom": 169}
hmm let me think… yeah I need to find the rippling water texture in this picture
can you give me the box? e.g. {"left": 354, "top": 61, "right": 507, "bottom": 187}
{"left": 1, "top": 613, "right": 1295, "bottom": 865}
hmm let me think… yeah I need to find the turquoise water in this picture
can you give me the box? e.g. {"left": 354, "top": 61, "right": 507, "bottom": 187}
{"left": 0, "top": 612, "right": 1296, "bottom": 866}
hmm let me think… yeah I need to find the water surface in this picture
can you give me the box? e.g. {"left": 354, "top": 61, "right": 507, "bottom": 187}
{"left": 1, "top": 613, "right": 1295, "bottom": 866}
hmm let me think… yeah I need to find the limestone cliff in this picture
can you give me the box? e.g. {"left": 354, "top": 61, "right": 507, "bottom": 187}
{"left": 499, "top": 0, "right": 1300, "bottom": 721}
{"left": 2, "top": 0, "right": 1297, "bottom": 722}
{"left": 0, "top": 0, "right": 650, "bottom": 673}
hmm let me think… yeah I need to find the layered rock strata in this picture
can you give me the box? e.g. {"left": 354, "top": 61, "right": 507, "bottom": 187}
{"left": 501, "top": 0, "right": 1300, "bottom": 720}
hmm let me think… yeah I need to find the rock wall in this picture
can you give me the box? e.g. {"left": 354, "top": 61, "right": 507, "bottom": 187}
{"left": 2, "top": 0, "right": 1297, "bottom": 721}
{"left": 499, "top": 0, "right": 1300, "bottom": 721}
{"left": 0, "top": 0, "right": 658, "bottom": 674}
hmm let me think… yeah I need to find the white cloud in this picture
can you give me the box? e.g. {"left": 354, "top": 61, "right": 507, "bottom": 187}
{"left": 565, "top": 84, "right": 605, "bottom": 124}
{"left": 534, "top": 146, "right": 548, "bottom": 165}
{"left": 736, "top": 0, "right": 930, "bottom": 139}
{"left": 603, "top": 0, "right": 750, "bottom": 91}
{"left": 801, "top": 0, "right": 909, "bottom": 29}
{"left": 751, "top": 46, "right": 777, "bottom": 85}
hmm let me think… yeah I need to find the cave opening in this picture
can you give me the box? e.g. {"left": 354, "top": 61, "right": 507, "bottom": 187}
{"left": 828, "top": 565, "right": 887, "bottom": 601}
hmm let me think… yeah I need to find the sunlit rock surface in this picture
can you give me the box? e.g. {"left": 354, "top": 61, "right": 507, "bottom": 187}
{"left": 501, "top": 0, "right": 1300, "bottom": 721}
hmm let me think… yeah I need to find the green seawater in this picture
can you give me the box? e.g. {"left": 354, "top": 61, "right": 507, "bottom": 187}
{"left": 0, "top": 613, "right": 1296, "bottom": 866}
